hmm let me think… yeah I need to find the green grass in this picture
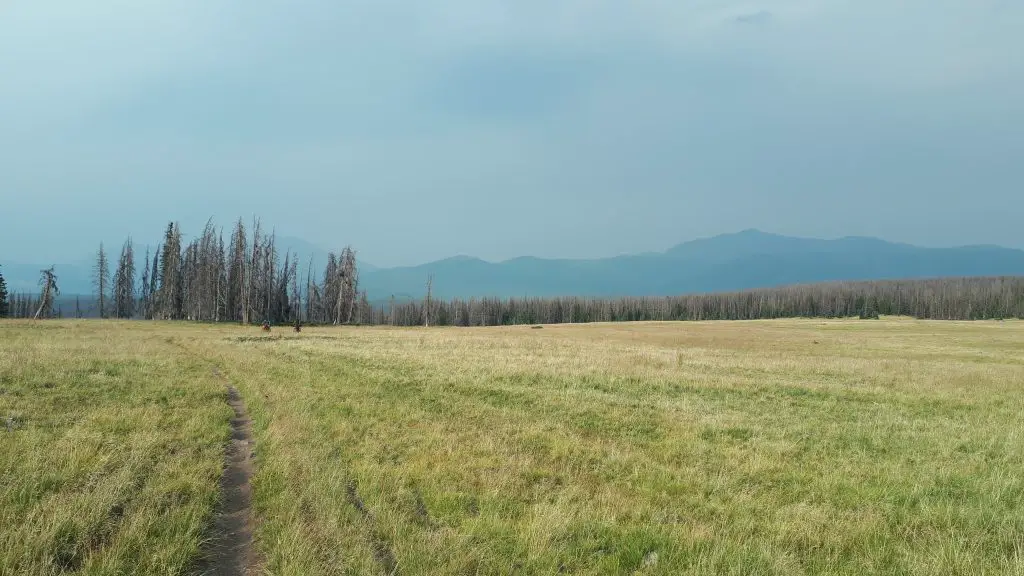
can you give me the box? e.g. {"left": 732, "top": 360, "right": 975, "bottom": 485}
{"left": 0, "top": 322, "right": 229, "bottom": 575}
{"left": 2, "top": 319, "right": 1023, "bottom": 574}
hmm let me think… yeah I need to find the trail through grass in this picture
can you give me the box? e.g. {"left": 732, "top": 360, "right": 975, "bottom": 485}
{"left": 212, "top": 319, "right": 1024, "bottom": 575}
{"left": 2, "top": 319, "right": 1023, "bottom": 575}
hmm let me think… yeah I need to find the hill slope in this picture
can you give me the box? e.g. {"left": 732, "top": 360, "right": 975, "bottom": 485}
{"left": 359, "top": 230, "right": 1024, "bottom": 299}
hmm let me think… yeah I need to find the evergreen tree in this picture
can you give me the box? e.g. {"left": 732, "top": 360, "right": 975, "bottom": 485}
{"left": 140, "top": 247, "right": 151, "bottom": 319}
{"left": 0, "top": 265, "right": 9, "bottom": 318}
{"left": 226, "top": 219, "right": 247, "bottom": 322}
{"left": 93, "top": 244, "right": 110, "bottom": 318}
{"left": 114, "top": 238, "right": 136, "bottom": 318}
{"left": 148, "top": 250, "right": 160, "bottom": 319}
{"left": 158, "top": 223, "right": 183, "bottom": 320}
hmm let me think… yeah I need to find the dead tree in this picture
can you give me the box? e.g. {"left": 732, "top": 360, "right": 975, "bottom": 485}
{"left": 305, "top": 256, "right": 316, "bottom": 324}
{"left": 33, "top": 267, "right": 59, "bottom": 320}
{"left": 291, "top": 254, "right": 302, "bottom": 323}
{"left": 323, "top": 253, "right": 339, "bottom": 324}
{"left": 339, "top": 247, "right": 358, "bottom": 324}
{"left": 227, "top": 219, "right": 247, "bottom": 322}
{"left": 242, "top": 217, "right": 262, "bottom": 325}
{"left": 424, "top": 274, "right": 434, "bottom": 327}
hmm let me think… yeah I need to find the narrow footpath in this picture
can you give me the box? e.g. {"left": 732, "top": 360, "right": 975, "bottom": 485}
{"left": 195, "top": 378, "right": 257, "bottom": 576}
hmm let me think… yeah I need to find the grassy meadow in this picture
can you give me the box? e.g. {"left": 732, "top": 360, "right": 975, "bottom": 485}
{"left": 1, "top": 318, "right": 1022, "bottom": 575}
{"left": 0, "top": 322, "right": 230, "bottom": 574}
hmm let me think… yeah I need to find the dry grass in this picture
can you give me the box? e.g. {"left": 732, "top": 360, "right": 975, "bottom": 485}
{"left": 2, "top": 318, "right": 1023, "bottom": 574}
{"left": 0, "top": 321, "right": 229, "bottom": 575}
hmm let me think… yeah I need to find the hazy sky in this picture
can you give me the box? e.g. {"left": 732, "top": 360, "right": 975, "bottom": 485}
{"left": 1, "top": 1, "right": 1022, "bottom": 267}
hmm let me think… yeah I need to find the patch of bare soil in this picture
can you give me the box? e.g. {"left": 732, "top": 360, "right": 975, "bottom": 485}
{"left": 194, "top": 380, "right": 257, "bottom": 576}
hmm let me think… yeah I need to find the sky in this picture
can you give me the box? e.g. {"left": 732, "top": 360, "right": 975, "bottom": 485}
{"left": 1, "top": 0, "right": 1022, "bottom": 268}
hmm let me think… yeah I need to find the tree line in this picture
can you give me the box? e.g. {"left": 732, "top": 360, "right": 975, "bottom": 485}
{"left": 3, "top": 226, "right": 1023, "bottom": 324}
{"left": 0, "top": 265, "right": 61, "bottom": 320}
{"left": 1, "top": 218, "right": 363, "bottom": 323}
{"left": 0, "top": 265, "right": 8, "bottom": 318}
{"left": 134, "top": 218, "right": 362, "bottom": 324}
{"left": 375, "top": 276, "right": 1024, "bottom": 326}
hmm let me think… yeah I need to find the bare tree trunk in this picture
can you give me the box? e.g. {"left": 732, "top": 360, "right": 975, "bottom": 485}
{"left": 338, "top": 247, "right": 358, "bottom": 324}
{"left": 424, "top": 274, "right": 433, "bottom": 327}
{"left": 243, "top": 218, "right": 261, "bottom": 325}
{"left": 334, "top": 269, "right": 345, "bottom": 325}
{"left": 306, "top": 256, "right": 315, "bottom": 323}
{"left": 291, "top": 255, "right": 302, "bottom": 322}
{"left": 33, "top": 267, "right": 59, "bottom": 320}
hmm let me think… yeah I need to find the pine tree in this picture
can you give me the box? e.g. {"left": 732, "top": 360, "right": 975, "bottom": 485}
{"left": 148, "top": 250, "right": 159, "bottom": 319}
{"left": 0, "top": 264, "right": 9, "bottom": 318}
{"left": 216, "top": 232, "right": 227, "bottom": 322}
{"left": 33, "top": 267, "right": 59, "bottom": 320}
{"left": 226, "top": 219, "right": 247, "bottom": 322}
{"left": 339, "top": 247, "right": 358, "bottom": 324}
{"left": 242, "top": 218, "right": 263, "bottom": 325}
{"left": 305, "top": 260, "right": 317, "bottom": 324}
{"left": 271, "top": 252, "right": 292, "bottom": 323}
{"left": 93, "top": 244, "right": 110, "bottom": 318}
{"left": 323, "top": 253, "right": 340, "bottom": 324}
{"left": 140, "top": 247, "right": 151, "bottom": 319}
{"left": 158, "top": 223, "right": 183, "bottom": 320}
{"left": 114, "top": 238, "right": 136, "bottom": 318}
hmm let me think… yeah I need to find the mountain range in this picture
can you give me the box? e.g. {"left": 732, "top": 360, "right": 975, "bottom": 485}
{"left": 3, "top": 230, "right": 1024, "bottom": 301}
{"left": 360, "top": 230, "right": 1024, "bottom": 300}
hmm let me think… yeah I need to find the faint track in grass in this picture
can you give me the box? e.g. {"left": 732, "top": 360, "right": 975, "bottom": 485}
{"left": 166, "top": 333, "right": 260, "bottom": 576}
{"left": 194, "top": 368, "right": 258, "bottom": 576}
{"left": 346, "top": 479, "right": 400, "bottom": 575}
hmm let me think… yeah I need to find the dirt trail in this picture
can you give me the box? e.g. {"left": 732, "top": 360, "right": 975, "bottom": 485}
{"left": 195, "top": 377, "right": 257, "bottom": 576}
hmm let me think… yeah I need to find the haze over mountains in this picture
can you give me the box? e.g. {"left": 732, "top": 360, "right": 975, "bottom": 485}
{"left": 362, "top": 230, "right": 1024, "bottom": 300}
{"left": 5, "top": 230, "right": 1024, "bottom": 303}
{"left": 3, "top": 2, "right": 1023, "bottom": 303}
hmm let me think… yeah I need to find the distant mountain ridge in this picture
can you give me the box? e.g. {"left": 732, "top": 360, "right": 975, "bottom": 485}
{"left": 358, "top": 230, "right": 1024, "bottom": 300}
{"left": 4, "top": 230, "right": 1023, "bottom": 300}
